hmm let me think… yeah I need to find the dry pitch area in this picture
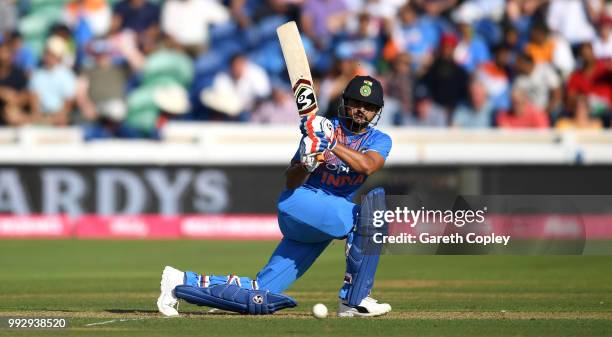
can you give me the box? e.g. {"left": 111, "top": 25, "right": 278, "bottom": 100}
{"left": 0, "top": 240, "right": 610, "bottom": 336}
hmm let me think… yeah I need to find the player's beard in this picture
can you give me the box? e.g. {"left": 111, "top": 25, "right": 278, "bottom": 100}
{"left": 346, "top": 115, "right": 369, "bottom": 132}
{"left": 344, "top": 109, "right": 370, "bottom": 132}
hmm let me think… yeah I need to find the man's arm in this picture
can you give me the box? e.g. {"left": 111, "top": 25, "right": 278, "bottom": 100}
{"left": 331, "top": 144, "right": 385, "bottom": 176}
{"left": 285, "top": 162, "right": 311, "bottom": 189}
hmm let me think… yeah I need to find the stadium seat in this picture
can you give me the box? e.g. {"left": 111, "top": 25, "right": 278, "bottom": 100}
{"left": 125, "top": 86, "right": 159, "bottom": 131}
{"left": 142, "top": 50, "right": 194, "bottom": 88}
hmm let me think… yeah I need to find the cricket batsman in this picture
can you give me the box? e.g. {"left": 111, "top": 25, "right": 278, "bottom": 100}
{"left": 157, "top": 75, "right": 392, "bottom": 317}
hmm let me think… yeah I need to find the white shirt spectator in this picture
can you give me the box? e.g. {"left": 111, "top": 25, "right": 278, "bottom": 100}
{"left": 161, "top": 0, "right": 230, "bottom": 47}
{"left": 546, "top": 0, "right": 596, "bottom": 44}
{"left": 30, "top": 65, "right": 76, "bottom": 114}
{"left": 210, "top": 62, "right": 271, "bottom": 113}
{"left": 552, "top": 35, "right": 576, "bottom": 79}
{"left": 514, "top": 64, "right": 561, "bottom": 110}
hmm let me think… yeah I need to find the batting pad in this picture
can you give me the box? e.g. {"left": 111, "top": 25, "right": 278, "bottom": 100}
{"left": 341, "top": 187, "right": 387, "bottom": 306}
{"left": 174, "top": 284, "right": 297, "bottom": 315}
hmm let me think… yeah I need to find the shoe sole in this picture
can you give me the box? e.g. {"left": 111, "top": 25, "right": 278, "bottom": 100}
{"left": 337, "top": 306, "right": 391, "bottom": 317}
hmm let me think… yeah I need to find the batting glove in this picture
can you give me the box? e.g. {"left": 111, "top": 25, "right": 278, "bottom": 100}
{"left": 300, "top": 115, "right": 335, "bottom": 143}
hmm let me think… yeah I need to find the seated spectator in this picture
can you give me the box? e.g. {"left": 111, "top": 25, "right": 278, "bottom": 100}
{"left": 421, "top": 33, "right": 469, "bottom": 112}
{"left": 513, "top": 52, "right": 562, "bottom": 117}
{"left": 556, "top": 95, "right": 603, "bottom": 130}
{"left": 385, "top": 52, "right": 414, "bottom": 123}
{"left": 301, "top": 0, "right": 350, "bottom": 50}
{"left": 112, "top": 0, "right": 160, "bottom": 53}
{"left": 29, "top": 38, "right": 77, "bottom": 126}
{"left": 392, "top": 2, "right": 438, "bottom": 73}
{"left": 3, "top": 32, "right": 37, "bottom": 73}
{"left": 334, "top": 12, "right": 382, "bottom": 70}
{"left": 546, "top": 0, "right": 596, "bottom": 46}
{"left": 594, "top": 15, "right": 612, "bottom": 60}
{"left": 523, "top": 22, "right": 575, "bottom": 78}
{"left": 452, "top": 80, "right": 494, "bottom": 128}
{"left": 201, "top": 54, "right": 270, "bottom": 121}
{"left": 161, "top": 0, "right": 230, "bottom": 57}
{"left": 48, "top": 25, "right": 78, "bottom": 68}
{"left": 401, "top": 86, "right": 448, "bottom": 127}
{"left": 251, "top": 82, "right": 298, "bottom": 125}
{"left": 319, "top": 58, "right": 363, "bottom": 118}
{"left": 475, "top": 44, "right": 512, "bottom": 110}
{"left": 0, "top": 42, "right": 33, "bottom": 126}
{"left": 76, "top": 39, "right": 128, "bottom": 123}
{"left": 497, "top": 87, "right": 550, "bottom": 128}
{"left": 413, "top": 0, "right": 459, "bottom": 17}
{"left": 63, "top": 0, "right": 112, "bottom": 37}
{"left": 566, "top": 42, "right": 612, "bottom": 120}
{"left": 452, "top": 4, "right": 491, "bottom": 72}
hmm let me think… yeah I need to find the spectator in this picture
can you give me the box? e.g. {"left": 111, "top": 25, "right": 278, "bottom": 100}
{"left": 48, "top": 24, "right": 78, "bottom": 68}
{"left": 523, "top": 22, "right": 575, "bottom": 78}
{"left": 63, "top": 0, "right": 112, "bottom": 37}
{"left": 4, "top": 31, "right": 37, "bottom": 73}
{"left": 29, "top": 37, "right": 77, "bottom": 126}
{"left": 546, "top": 0, "right": 596, "bottom": 46}
{"left": 497, "top": 87, "right": 550, "bottom": 128}
{"left": 594, "top": 15, "right": 612, "bottom": 60}
{"left": 161, "top": 0, "right": 230, "bottom": 57}
{"left": 555, "top": 95, "right": 603, "bottom": 130}
{"left": 75, "top": 39, "right": 128, "bottom": 123}
{"left": 513, "top": 52, "right": 562, "bottom": 117}
{"left": 421, "top": 33, "right": 470, "bottom": 112}
{"left": 566, "top": 43, "right": 612, "bottom": 120}
{"left": 385, "top": 52, "right": 414, "bottom": 122}
{"left": 319, "top": 58, "right": 363, "bottom": 118}
{"left": 202, "top": 54, "right": 270, "bottom": 120}
{"left": 112, "top": 0, "right": 160, "bottom": 53}
{"left": 0, "top": 42, "right": 33, "bottom": 126}
{"left": 251, "top": 83, "right": 298, "bottom": 124}
{"left": 301, "top": 0, "right": 350, "bottom": 50}
{"left": 413, "top": 0, "right": 459, "bottom": 17}
{"left": 452, "top": 80, "right": 494, "bottom": 128}
{"left": 475, "top": 44, "right": 512, "bottom": 110}
{"left": 401, "top": 85, "right": 447, "bottom": 127}
{"left": 334, "top": 12, "right": 382, "bottom": 70}
{"left": 0, "top": 0, "right": 17, "bottom": 35}
{"left": 392, "top": 2, "right": 438, "bottom": 74}
{"left": 452, "top": 3, "right": 491, "bottom": 72}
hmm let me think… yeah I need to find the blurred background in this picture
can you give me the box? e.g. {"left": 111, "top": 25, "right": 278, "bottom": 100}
{"left": 1, "top": 0, "right": 612, "bottom": 239}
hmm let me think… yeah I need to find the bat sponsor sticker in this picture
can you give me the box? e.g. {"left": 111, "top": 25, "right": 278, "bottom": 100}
{"left": 293, "top": 79, "right": 318, "bottom": 115}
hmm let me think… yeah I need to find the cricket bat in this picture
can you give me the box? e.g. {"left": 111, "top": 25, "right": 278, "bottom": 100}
{"left": 276, "top": 21, "right": 319, "bottom": 117}
{"left": 277, "top": 21, "right": 324, "bottom": 161}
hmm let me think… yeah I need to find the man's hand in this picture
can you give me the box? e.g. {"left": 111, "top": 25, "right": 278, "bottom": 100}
{"left": 300, "top": 115, "right": 335, "bottom": 142}
{"left": 299, "top": 116, "right": 337, "bottom": 160}
{"left": 300, "top": 153, "right": 320, "bottom": 173}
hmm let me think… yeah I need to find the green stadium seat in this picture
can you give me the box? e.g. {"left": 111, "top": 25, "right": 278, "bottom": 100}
{"left": 142, "top": 49, "right": 194, "bottom": 88}
{"left": 126, "top": 85, "right": 159, "bottom": 131}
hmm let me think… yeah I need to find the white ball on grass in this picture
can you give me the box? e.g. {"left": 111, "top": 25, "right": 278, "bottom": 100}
{"left": 312, "top": 303, "right": 328, "bottom": 319}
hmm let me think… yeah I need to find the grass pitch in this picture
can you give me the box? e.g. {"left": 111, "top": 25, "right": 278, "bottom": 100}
{"left": 0, "top": 240, "right": 611, "bottom": 336}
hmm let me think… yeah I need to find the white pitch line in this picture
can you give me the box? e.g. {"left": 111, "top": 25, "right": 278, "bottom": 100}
{"left": 85, "top": 317, "right": 152, "bottom": 327}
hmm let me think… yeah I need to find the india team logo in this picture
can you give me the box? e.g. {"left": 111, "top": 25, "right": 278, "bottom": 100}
{"left": 293, "top": 79, "right": 318, "bottom": 115}
{"left": 360, "top": 85, "right": 371, "bottom": 97}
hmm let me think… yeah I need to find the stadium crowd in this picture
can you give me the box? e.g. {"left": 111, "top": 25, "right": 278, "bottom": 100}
{"left": 0, "top": 0, "right": 611, "bottom": 139}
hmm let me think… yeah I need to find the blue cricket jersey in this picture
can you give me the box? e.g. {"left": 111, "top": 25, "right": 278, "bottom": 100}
{"left": 292, "top": 118, "right": 392, "bottom": 200}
